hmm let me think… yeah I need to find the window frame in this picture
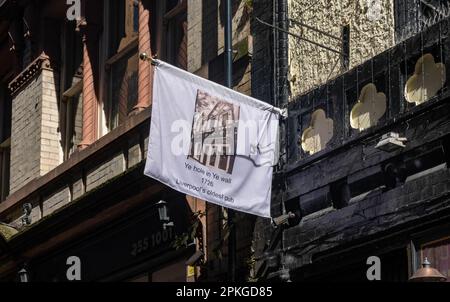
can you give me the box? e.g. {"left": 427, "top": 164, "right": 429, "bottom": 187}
{"left": 61, "top": 79, "right": 83, "bottom": 159}
{"left": 102, "top": 0, "right": 140, "bottom": 132}
{"left": 162, "top": 0, "right": 187, "bottom": 69}
{"left": 59, "top": 20, "right": 83, "bottom": 160}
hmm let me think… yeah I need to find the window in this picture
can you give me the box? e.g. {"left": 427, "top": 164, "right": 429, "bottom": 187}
{"left": 104, "top": 0, "right": 139, "bottom": 130}
{"left": 163, "top": 0, "right": 188, "bottom": 70}
{"left": 101, "top": 0, "right": 187, "bottom": 131}
{"left": 60, "top": 21, "right": 83, "bottom": 160}
{"left": 0, "top": 85, "right": 11, "bottom": 202}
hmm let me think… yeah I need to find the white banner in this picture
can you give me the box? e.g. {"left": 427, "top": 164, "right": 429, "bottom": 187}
{"left": 144, "top": 61, "right": 282, "bottom": 218}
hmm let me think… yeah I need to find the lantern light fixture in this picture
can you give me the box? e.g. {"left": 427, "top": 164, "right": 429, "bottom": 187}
{"left": 409, "top": 257, "right": 447, "bottom": 282}
{"left": 156, "top": 200, "right": 174, "bottom": 230}
{"left": 18, "top": 267, "right": 29, "bottom": 283}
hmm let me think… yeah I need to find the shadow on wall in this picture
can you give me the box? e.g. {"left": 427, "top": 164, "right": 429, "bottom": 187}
{"left": 201, "top": 0, "right": 218, "bottom": 65}
{"left": 219, "top": 0, "right": 247, "bottom": 31}
{"left": 201, "top": 0, "right": 247, "bottom": 66}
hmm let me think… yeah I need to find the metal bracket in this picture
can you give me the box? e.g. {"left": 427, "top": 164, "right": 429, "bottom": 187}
{"left": 139, "top": 52, "right": 160, "bottom": 66}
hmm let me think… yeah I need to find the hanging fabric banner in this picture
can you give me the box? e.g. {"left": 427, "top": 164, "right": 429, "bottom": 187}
{"left": 144, "top": 60, "right": 282, "bottom": 218}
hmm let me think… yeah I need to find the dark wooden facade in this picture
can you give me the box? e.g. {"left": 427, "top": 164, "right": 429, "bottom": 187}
{"left": 254, "top": 15, "right": 450, "bottom": 282}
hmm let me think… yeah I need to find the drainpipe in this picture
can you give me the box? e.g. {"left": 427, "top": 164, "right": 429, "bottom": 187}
{"left": 273, "top": 0, "right": 278, "bottom": 108}
{"left": 224, "top": 0, "right": 236, "bottom": 282}
{"left": 272, "top": 0, "right": 289, "bottom": 170}
{"left": 277, "top": 0, "right": 289, "bottom": 109}
{"left": 275, "top": 0, "right": 290, "bottom": 280}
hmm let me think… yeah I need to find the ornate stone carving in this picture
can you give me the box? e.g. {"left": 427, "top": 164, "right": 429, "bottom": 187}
{"left": 8, "top": 54, "right": 51, "bottom": 96}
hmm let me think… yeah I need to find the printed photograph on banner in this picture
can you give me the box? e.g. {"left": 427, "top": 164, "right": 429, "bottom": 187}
{"left": 188, "top": 90, "right": 240, "bottom": 174}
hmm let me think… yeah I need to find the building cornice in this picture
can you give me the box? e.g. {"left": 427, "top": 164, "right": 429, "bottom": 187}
{"left": 7, "top": 53, "right": 52, "bottom": 96}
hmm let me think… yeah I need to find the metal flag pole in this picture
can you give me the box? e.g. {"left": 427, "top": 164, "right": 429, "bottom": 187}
{"left": 225, "top": 0, "right": 236, "bottom": 282}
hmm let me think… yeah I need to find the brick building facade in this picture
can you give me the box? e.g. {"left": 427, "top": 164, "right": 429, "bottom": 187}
{"left": 0, "top": 0, "right": 255, "bottom": 282}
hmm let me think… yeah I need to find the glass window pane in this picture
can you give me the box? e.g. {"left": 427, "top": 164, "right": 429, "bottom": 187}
{"left": 133, "top": 3, "right": 139, "bottom": 33}
{"left": 109, "top": 50, "right": 139, "bottom": 129}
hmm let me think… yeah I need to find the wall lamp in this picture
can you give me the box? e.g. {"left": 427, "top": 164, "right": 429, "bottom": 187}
{"left": 375, "top": 132, "right": 407, "bottom": 152}
{"left": 18, "top": 266, "right": 29, "bottom": 282}
{"left": 156, "top": 200, "right": 174, "bottom": 230}
{"left": 409, "top": 258, "right": 447, "bottom": 282}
